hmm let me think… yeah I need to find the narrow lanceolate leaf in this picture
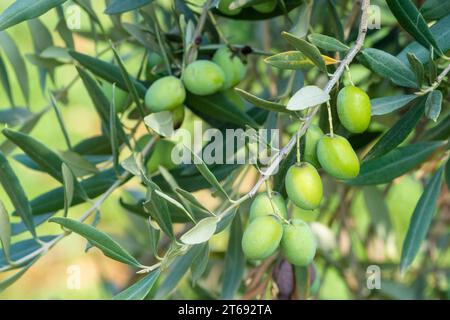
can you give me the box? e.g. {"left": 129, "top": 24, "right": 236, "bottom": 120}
{"left": 407, "top": 53, "right": 425, "bottom": 88}
{"left": 0, "top": 201, "right": 11, "bottom": 261}
{"left": 191, "top": 243, "right": 209, "bottom": 284}
{"left": 0, "top": 236, "right": 55, "bottom": 269}
{"left": 348, "top": 141, "right": 445, "bottom": 185}
{"left": 0, "top": 151, "right": 35, "bottom": 238}
{"left": 180, "top": 217, "right": 218, "bottom": 245}
{"left": 144, "top": 180, "right": 174, "bottom": 239}
{"left": 234, "top": 88, "right": 295, "bottom": 115}
{"left": 0, "top": 0, "right": 68, "bottom": 31}
{"left": 386, "top": 0, "right": 442, "bottom": 55}
{"left": 0, "top": 32, "right": 29, "bottom": 103}
{"left": 420, "top": 0, "right": 450, "bottom": 20}
{"left": 155, "top": 245, "right": 203, "bottom": 299}
{"left": 365, "top": 95, "right": 427, "bottom": 161}
{"left": 0, "top": 53, "right": 13, "bottom": 105}
{"left": 221, "top": 215, "right": 245, "bottom": 299}
{"left": 282, "top": 32, "right": 327, "bottom": 72}
{"left": 189, "top": 147, "right": 231, "bottom": 200}
{"left": 425, "top": 90, "right": 442, "bottom": 122}
{"left": 265, "top": 51, "right": 337, "bottom": 70}
{"left": 287, "top": 85, "right": 330, "bottom": 111}
{"left": 105, "top": 0, "right": 153, "bottom": 14}
{"left": 61, "top": 163, "right": 74, "bottom": 217}
{"left": 69, "top": 51, "right": 147, "bottom": 98}
{"left": 113, "top": 269, "right": 160, "bottom": 300}
{"left": 371, "top": 95, "right": 417, "bottom": 116}
{"left": 50, "top": 217, "right": 141, "bottom": 267}
{"left": 400, "top": 166, "right": 444, "bottom": 273}
{"left": 0, "top": 108, "right": 33, "bottom": 127}
{"left": 307, "top": 33, "right": 349, "bottom": 52}
{"left": 361, "top": 48, "right": 418, "bottom": 88}
{"left": 445, "top": 159, "right": 450, "bottom": 190}
{"left": 154, "top": 189, "right": 195, "bottom": 223}
{"left": 144, "top": 112, "right": 174, "bottom": 138}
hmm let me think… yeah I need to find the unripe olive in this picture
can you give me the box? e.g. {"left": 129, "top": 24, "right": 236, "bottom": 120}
{"left": 212, "top": 47, "right": 246, "bottom": 90}
{"left": 145, "top": 76, "right": 186, "bottom": 112}
{"left": 147, "top": 52, "right": 163, "bottom": 69}
{"left": 242, "top": 215, "right": 283, "bottom": 260}
{"left": 249, "top": 192, "right": 288, "bottom": 221}
{"left": 253, "top": 0, "right": 277, "bottom": 13}
{"left": 317, "top": 134, "right": 360, "bottom": 180}
{"left": 218, "top": 0, "right": 242, "bottom": 15}
{"left": 285, "top": 163, "right": 323, "bottom": 210}
{"left": 337, "top": 86, "right": 371, "bottom": 133}
{"left": 101, "top": 82, "right": 131, "bottom": 113}
{"left": 182, "top": 60, "right": 225, "bottom": 96}
{"left": 171, "top": 105, "right": 185, "bottom": 130}
{"left": 146, "top": 140, "right": 177, "bottom": 174}
{"left": 281, "top": 219, "right": 317, "bottom": 266}
{"left": 304, "top": 124, "right": 324, "bottom": 168}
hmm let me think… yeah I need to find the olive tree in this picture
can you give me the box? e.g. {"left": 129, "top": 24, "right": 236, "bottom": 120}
{"left": 0, "top": 0, "right": 449, "bottom": 300}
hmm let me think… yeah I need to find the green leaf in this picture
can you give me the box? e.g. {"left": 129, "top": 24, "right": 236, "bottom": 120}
{"left": 50, "top": 217, "right": 142, "bottom": 267}
{"left": 154, "top": 189, "right": 195, "bottom": 223}
{"left": 0, "top": 32, "right": 29, "bottom": 103}
{"left": 265, "top": 51, "right": 313, "bottom": 70}
{"left": 0, "top": 0, "right": 68, "bottom": 31}
{"left": 307, "top": 33, "right": 349, "bottom": 52}
{"left": 69, "top": 51, "right": 147, "bottom": 98}
{"left": 0, "top": 201, "right": 11, "bottom": 262}
{"left": 234, "top": 88, "right": 294, "bottom": 115}
{"left": 221, "top": 214, "right": 245, "bottom": 299}
{"left": 57, "top": 150, "right": 98, "bottom": 178}
{"left": 155, "top": 244, "right": 203, "bottom": 298}
{"left": 105, "top": 0, "right": 153, "bottom": 14}
{"left": 0, "top": 150, "right": 35, "bottom": 238}
{"left": 175, "top": 187, "right": 213, "bottom": 215}
{"left": 144, "top": 180, "right": 174, "bottom": 239}
{"left": 188, "top": 147, "right": 231, "bottom": 200}
{"left": 180, "top": 217, "right": 218, "bottom": 245}
{"left": 386, "top": 0, "right": 442, "bottom": 55}
{"left": 445, "top": 159, "right": 450, "bottom": 190}
{"left": 407, "top": 53, "right": 425, "bottom": 88}
{"left": 400, "top": 166, "right": 444, "bottom": 272}
{"left": 371, "top": 95, "right": 417, "bottom": 116}
{"left": 144, "top": 112, "right": 174, "bottom": 138}
{"left": 365, "top": 95, "right": 427, "bottom": 160}
{"left": 0, "top": 108, "right": 33, "bottom": 127}
{"left": 420, "top": 0, "right": 450, "bottom": 20}
{"left": 190, "top": 243, "right": 209, "bottom": 284}
{"left": 61, "top": 163, "right": 74, "bottom": 217}
{"left": 213, "top": 0, "right": 302, "bottom": 20}
{"left": 185, "top": 92, "right": 259, "bottom": 128}
{"left": 348, "top": 141, "right": 445, "bottom": 185}
{"left": 0, "top": 236, "right": 55, "bottom": 268}
{"left": 397, "top": 14, "right": 450, "bottom": 65}
{"left": 287, "top": 85, "right": 330, "bottom": 111}
{"left": 361, "top": 48, "right": 418, "bottom": 88}
{"left": 113, "top": 269, "right": 160, "bottom": 300}
{"left": 0, "top": 53, "right": 13, "bottom": 105}
{"left": 281, "top": 32, "right": 327, "bottom": 72}
{"left": 12, "top": 213, "right": 54, "bottom": 236}
{"left": 425, "top": 90, "right": 442, "bottom": 122}
{"left": 421, "top": 113, "right": 450, "bottom": 141}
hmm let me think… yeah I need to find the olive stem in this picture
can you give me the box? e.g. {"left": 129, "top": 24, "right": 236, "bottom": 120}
{"left": 296, "top": 123, "right": 301, "bottom": 164}
{"left": 415, "top": 62, "right": 450, "bottom": 95}
{"left": 345, "top": 65, "right": 355, "bottom": 86}
{"left": 326, "top": 101, "right": 334, "bottom": 137}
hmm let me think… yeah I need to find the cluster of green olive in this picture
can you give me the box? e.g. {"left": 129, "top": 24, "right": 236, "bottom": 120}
{"left": 242, "top": 86, "right": 371, "bottom": 266}
{"left": 242, "top": 192, "right": 317, "bottom": 266}
{"left": 144, "top": 46, "right": 246, "bottom": 113}
{"left": 218, "top": 0, "right": 278, "bottom": 15}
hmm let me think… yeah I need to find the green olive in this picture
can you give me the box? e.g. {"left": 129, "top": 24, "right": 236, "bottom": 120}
{"left": 171, "top": 105, "right": 185, "bottom": 130}
{"left": 285, "top": 163, "right": 323, "bottom": 210}
{"left": 101, "top": 82, "right": 131, "bottom": 113}
{"left": 337, "top": 86, "right": 371, "bottom": 133}
{"left": 242, "top": 215, "right": 283, "bottom": 260}
{"left": 146, "top": 140, "right": 177, "bottom": 174}
{"left": 304, "top": 124, "right": 324, "bottom": 168}
{"left": 253, "top": 0, "right": 277, "bottom": 13}
{"left": 317, "top": 134, "right": 360, "bottom": 180}
{"left": 147, "top": 52, "right": 163, "bottom": 70}
{"left": 249, "top": 192, "right": 288, "bottom": 221}
{"left": 281, "top": 219, "right": 316, "bottom": 266}
{"left": 145, "top": 76, "right": 186, "bottom": 112}
{"left": 182, "top": 60, "right": 225, "bottom": 96}
{"left": 212, "top": 47, "right": 246, "bottom": 90}
{"left": 217, "top": 0, "right": 242, "bottom": 15}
